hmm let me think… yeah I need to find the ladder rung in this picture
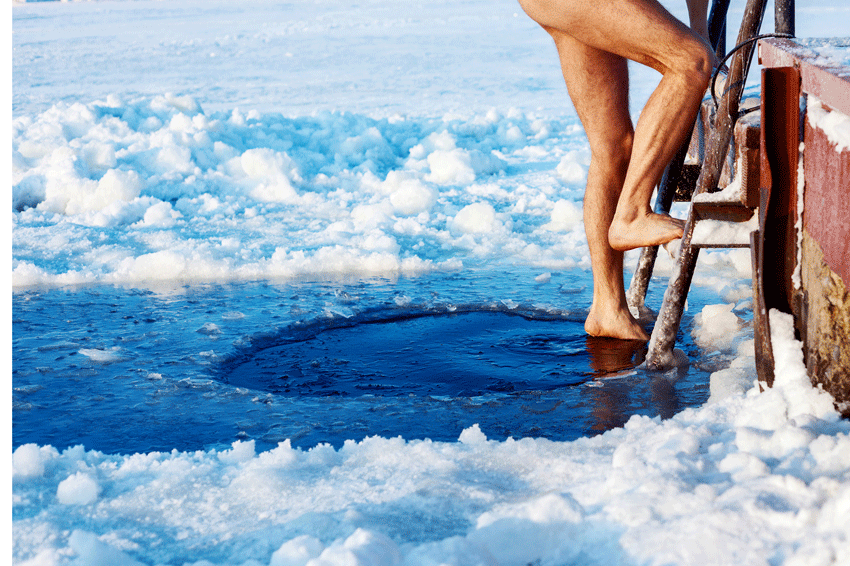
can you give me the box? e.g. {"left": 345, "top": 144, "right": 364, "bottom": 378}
{"left": 692, "top": 201, "right": 756, "bottom": 223}
{"left": 691, "top": 241, "right": 751, "bottom": 249}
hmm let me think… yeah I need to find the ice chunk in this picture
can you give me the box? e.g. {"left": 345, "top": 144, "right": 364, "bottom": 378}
{"left": 541, "top": 199, "right": 582, "bottom": 232}
{"left": 78, "top": 347, "right": 125, "bottom": 363}
{"left": 692, "top": 303, "right": 743, "bottom": 352}
{"left": 451, "top": 202, "right": 499, "bottom": 234}
{"left": 13, "top": 444, "right": 49, "bottom": 479}
{"left": 68, "top": 530, "right": 144, "bottom": 566}
{"left": 270, "top": 535, "right": 324, "bottom": 566}
{"left": 57, "top": 473, "right": 100, "bottom": 505}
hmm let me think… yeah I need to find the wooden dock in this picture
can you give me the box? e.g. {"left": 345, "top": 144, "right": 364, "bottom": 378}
{"left": 756, "top": 37, "right": 850, "bottom": 415}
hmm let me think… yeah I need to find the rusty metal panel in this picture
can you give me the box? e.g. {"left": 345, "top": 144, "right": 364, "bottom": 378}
{"left": 757, "top": 36, "right": 850, "bottom": 412}
{"left": 758, "top": 66, "right": 800, "bottom": 315}
{"left": 803, "top": 116, "right": 850, "bottom": 289}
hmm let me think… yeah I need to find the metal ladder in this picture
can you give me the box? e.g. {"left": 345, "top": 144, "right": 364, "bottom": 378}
{"left": 625, "top": 0, "right": 796, "bottom": 368}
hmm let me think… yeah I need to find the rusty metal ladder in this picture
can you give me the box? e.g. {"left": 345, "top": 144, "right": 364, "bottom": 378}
{"left": 625, "top": 0, "right": 795, "bottom": 368}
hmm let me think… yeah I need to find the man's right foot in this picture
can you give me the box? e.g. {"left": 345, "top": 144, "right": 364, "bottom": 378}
{"left": 585, "top": 305, "right": 649, "bottom": 341}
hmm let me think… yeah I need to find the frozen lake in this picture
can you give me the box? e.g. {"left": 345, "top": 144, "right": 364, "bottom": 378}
{"left": 12, "top": 1, "right": 850, "bottom": 565}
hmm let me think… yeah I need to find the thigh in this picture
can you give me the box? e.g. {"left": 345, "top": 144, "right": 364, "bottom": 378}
{"left": 519, "top": 0, "right": 707, "bottom": 75}
{"left": 551, "top": 30, "right": 633, "bottom": 156}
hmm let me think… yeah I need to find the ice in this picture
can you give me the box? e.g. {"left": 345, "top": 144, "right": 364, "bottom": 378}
{"left": 56, "top": 472, "right": 101, "bottom": 505}
{"left": 692, "top": 303, "right": 743, "bottom": 351}
{"left": 12, "top": 387, "right": 850, "bottom": 565}
{"left": 78, "top": 347, "right": 125, "bottom": 363}
{"left": 13, "top": 94, "right": 596, "bottom": 287}
{"left": 12, "top": 444, "right": 50, "bottom": 479}
{"left": 450, "top": 202, "right": 501, "bottom": 235}
{"left": 707, "top": 339, "right": 758, "bottom": 404}
{"left": 67, "top": 531, "right": 145, "bottom": 566}
{"left": 541, "top": 199, "right": 583, "bottom": 232}
{"left": 12, "top": 1, "right": 850, "bottom": 565}
{"left": 555, "top": 152, "right": 588, "bottom": 184}
{"left": 270, "top": 536, "right": 325, "bottom": 566}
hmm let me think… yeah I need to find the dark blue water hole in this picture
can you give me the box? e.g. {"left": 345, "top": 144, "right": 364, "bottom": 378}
{"left": 215, "top": 308, "right": 711, "bottom": 446}
{"left": 13, "top": 279, "right": 722, "bottom": 454}
{"left": 221, "top": 311, "right": 652, "bottom": 396}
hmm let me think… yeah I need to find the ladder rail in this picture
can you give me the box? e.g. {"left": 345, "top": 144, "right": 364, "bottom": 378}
{"left": 645, "top": 0, "right": 771, "bottom": 369}
{"left": 626, "top": 0, "right": 732, "bottom": 315}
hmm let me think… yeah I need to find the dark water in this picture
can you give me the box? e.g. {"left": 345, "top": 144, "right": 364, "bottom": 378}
{"left": 221, "top": 311, "right": 636, "bottom": 396}
{"left": 12, "top": 268, "right": 731, "bottom": 454}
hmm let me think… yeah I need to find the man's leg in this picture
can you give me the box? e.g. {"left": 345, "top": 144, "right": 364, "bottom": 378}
{"left": 548, "top": 31, "right": 648, "bottom": 340}
{"left": 519, "top": 0, "right": 715, "bottom": 251}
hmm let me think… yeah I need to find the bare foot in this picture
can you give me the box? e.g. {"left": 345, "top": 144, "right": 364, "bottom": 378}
{"left": 608, "top": 213, "right": 685, "bottom": 252}
{"left": 585, "top": 304, "right": 650, "bottom": 341}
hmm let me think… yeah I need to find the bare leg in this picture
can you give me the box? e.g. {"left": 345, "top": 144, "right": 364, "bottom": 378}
{"left": 519, "top": 0, "right": 715, "bottom": 252}
{"left": 517, "top": 0, "right": 715, "bottom": 339}
{"left": 686, "top": 0, "right": 710, "bottom": 41}
{"left": 548, "top": 33, "right": 648, "bottom": 340}
{"left": 547, "top": 34, "right": 649, "bottom": 340}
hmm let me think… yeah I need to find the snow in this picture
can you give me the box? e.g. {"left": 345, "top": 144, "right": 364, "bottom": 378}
{"left": 12, "top": 93, "right": 597, "bottom": 287}
{"left": 796, "top": 37, "right": 850, "bottom": 75}
{"left": 807, "top": 96, "right": 850, "bottom": 152}
{"left": 794, "top": 142, "right": 806, "bottom": 290}
{"left": 692, "top": 303, "right": 743, "bottom": 351}
{"left": 692, "top": 156, "right": 746, "bottom": 205}
{"left": 690, "top": 214, "right": 759, "bottom": 247}
{"left": 11, "top": 1, "right": 850, "bottom": 565}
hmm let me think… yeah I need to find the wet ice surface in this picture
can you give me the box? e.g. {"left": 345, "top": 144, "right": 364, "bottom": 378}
{"left": 13, "top": 267, "right": 730, "bottom": 454}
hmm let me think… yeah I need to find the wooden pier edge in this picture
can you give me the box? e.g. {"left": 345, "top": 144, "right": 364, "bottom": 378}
{"left": 757, "top": 38, "right": 850, "bottom": 416}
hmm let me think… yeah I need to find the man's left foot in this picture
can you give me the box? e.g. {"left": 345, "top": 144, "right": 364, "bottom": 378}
{"left": 608, "top": 213, "right": 685, "bottom": 252}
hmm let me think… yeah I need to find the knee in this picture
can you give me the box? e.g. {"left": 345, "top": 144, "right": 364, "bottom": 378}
{"left": 516, "top": 0, "right": 541, "bottom": 21}
{"left": 675, "top": 40, "right": 715, "bottom": 91}
{"left": 591, "top": 131, "right": 634, "bottom": 179}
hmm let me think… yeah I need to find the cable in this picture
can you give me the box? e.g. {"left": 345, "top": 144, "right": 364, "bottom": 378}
{"left": 710, "top": 32, "right": 795, "bottom": 110}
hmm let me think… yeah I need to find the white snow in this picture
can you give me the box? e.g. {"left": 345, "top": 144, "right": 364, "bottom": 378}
{"left": 690, "top": 214, "right": 759, "bottom": 247}
{"left": 691, "top": 156, "right": 746, "bottom": 205}
{"left": 11, "top": 1, "right": 850, "bottom": 565}
{"left": 693, "top": 303, "right": 743, "bottom": 351}
{"left": 796, "top": 37, "right": 850, "bottom": 73}
{"left": 56, "top": 472, "right": 101, "bottom": 506}
{"left": 807, "top": 96, "right": 850, "bottom": 152}
{"left": 793, "top": 142, "right": 806, "bottom": 290}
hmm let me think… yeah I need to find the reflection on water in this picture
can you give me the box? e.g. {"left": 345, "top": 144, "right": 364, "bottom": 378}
{"left": 585, "top": 336, "right": 685, "bottom": 432}
{"left": 585, "top": 336, "right": 647, "bottom": 377}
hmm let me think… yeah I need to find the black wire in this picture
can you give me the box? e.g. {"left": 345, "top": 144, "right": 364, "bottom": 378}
{"left": 737, "top": 105, "right": 761, "bottom": 118}
{"left": 710, "top": 32, "right": 795, "bottom": 109}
